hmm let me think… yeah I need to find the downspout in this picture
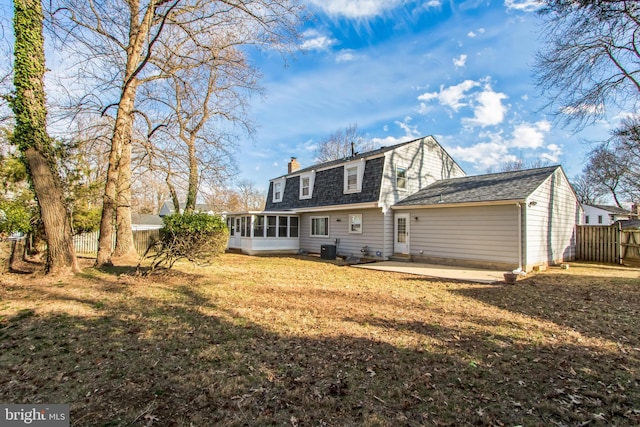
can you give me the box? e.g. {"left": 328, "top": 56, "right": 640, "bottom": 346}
{"left": 514, "top": 203, "right": 524, "bottom": 274}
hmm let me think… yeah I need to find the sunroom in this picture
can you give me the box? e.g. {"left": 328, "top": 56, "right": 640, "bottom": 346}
{"left": 226, "top": 211, "right": 300, "bottom": 255}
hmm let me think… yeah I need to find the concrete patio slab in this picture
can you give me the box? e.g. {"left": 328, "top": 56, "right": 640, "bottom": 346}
{"left": 353, "top": 261, "right": 508, "bottom": 284}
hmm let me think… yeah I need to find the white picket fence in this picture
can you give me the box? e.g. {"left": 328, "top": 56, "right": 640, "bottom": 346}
{"left": 73, "top": 230, "right": 160, "bottom": 256}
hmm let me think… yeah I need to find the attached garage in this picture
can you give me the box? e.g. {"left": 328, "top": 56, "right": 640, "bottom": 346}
{"left": 392, "top": 166, "right": 582, "bottom": 272}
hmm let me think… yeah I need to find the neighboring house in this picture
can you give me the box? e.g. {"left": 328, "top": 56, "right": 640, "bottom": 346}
{"left": 131, "top": 214, "right": 164, "bottom": 231}
{"left": 393, "top": 166, "right": 581, "bottom": 271}
{"left": 582, "top": 204, "right": 636, "bottom": 226}
{"left": 226, "top": 136, "right": 582, "bottom": 272}
{"left": 227, "top": 136, "right": 465, "bottom": 257}
{"left": 159, "top": 202, "right": 214, "bottom": 217}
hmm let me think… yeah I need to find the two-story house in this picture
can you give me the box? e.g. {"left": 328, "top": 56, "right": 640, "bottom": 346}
{"left": 227, "top": 136, "right": 464, "bottom": 259}
{"left": 226, "top": 135, "right": 582, "bottom": 272}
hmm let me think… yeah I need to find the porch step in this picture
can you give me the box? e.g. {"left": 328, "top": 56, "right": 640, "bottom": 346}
{"left": 390, "top": 253, "right": 412, "bottom": 262}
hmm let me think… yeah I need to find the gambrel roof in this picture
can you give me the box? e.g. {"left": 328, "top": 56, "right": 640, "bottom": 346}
{"left": 271, "top": 139, "right": 418, "bottom": 180}
{"left": 264, "top": 156, "right": 385, "bottom": 211}
{"left": 264, "top": 136, "right": 463, "bottom": 212}
{"left": 394, "top": 166, "right": 562, "bottom": 207}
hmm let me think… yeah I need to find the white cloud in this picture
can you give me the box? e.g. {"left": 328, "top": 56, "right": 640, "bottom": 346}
{"left": 504, "top": 0, "right": 543, "bottom": 12}
{"left": 300, "top": 33, "right": 336, "bottom": 51}
{"left": 336, "top": 49, "right": 356, "bottom": 62}
{"left": 396, "top": 116, "right": 421, "bottom": 138}
{"left": 509, "top": 120, "right": 551, "bottom": 149}
{"left": 308, "top": 0, "right": 404, "bottom": 18}
{"left": 541, "top": 143, "right": 563, "bottom": 163}
{"left": 453, "top": 54, "right": 467, "bottom": 68}
{"left": 371, "top": 117, "right": 420, "bottom": 146}
{"left": 370, "top": 135, "right": 407, "bottom": 146}
{"left": 417, "top": 102, "right": 430, "bottom": 115}
{"left": 467, "top": 28, "right": 484, "bottom": 38}
{"left": 560, "top": 104, "right": 604, "bottom": 117}
{"left": 418, "top": 80, "right": 480, "bottom": 111}
{"left": 448, "top": 140, "right": 515, "bottom": 170}
{"left": 462, "top": 85, "right": 508, "bottom": 127}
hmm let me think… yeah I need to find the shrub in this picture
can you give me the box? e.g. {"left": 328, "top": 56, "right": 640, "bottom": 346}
{"left": 138, "top": 212, "right": 228, "bottom": 274}
{"left": 0, "top": 199, "right": 33, "bottom": 236}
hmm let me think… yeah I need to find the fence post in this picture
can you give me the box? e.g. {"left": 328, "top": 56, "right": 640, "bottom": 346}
{"left": 615, "top": 222, "right": 622, "bottom": 264}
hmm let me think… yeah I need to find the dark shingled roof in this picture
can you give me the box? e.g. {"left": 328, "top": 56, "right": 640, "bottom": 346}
{"left": 395, "top": 166, "right": 560, "bottom": 207}
{"left": 274, "top": 138, "right": 420, "bottom": 179}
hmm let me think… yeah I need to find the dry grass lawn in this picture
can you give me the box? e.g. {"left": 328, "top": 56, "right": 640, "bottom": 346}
{"left": 1, "top": 254, "right": 640, "bottom": 426}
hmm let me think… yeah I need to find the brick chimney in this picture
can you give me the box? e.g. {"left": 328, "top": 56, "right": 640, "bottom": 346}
{"left": 288, "top": 157, "right": 300, "bottom": 174}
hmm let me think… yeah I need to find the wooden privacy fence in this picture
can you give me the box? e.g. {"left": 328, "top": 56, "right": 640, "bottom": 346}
{"left": 576, "top": 224, "right": 640, "bottom": 264}
{"left": 73, "top": 229, "right": 161, "bottom": 256}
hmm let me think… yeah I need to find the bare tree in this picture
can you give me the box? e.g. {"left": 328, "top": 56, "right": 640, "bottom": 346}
{"left": 534, "top": 1, "right": 640, "bottom": 126}
{"left": 584, "top": 145, "right": 629, "bottom": 208}
{"left": 9, "top": 0, "right": 78, "bottom": 274}
{"left": 155, "top": 30, "right": 256, "bottom": 213}
{"left": 236, "top": 179, "right": 265, "bottom": 211}
{"left": 48, "top": 0, "right": 305, "bottom": 265}
{"left": 314, "top": 124, "right": 377, "bottom": 163}
{"left": 571, "top": 172, "right": 606, "bottom": 205}
{"left": 611, "top": 115, "right": 640, "bottom": 201}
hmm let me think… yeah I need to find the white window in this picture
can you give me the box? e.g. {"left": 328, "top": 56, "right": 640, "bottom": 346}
{"left": 585, "top": 215, "right": 590, "bottom": 224}
{"left": 349, "top": 214, "right": 362, "bottom": 234}
{"left": 598, "top": 215, "right": 603, "bottom": 224}
{"left": 396, "top": 167, "right": 407, "bottom": 190}
{"left": 299, "top": 171, "right": 315, "bottom": 200}
{"left": 311, "top": 216, "right": 329, "bottom": 237}
{"left": 343, "top": 160, "right": 365, "bottom": 194}
{"left": 272, "top": 178, "right": 286, "bottom": 203}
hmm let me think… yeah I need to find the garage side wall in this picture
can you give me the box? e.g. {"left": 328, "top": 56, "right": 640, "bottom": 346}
{"left": 299, "top": 209, "right": 386, "bottom": 258}
{"left": 525, "top": 170, "right": 581, "bottom": 268}
{"left": 406, "top": 205, "right": 520, "bottom": 270}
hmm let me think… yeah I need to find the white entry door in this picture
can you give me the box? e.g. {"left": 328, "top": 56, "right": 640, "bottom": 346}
{"left": 394, "top": 213, "right": 410, "bottom": 254}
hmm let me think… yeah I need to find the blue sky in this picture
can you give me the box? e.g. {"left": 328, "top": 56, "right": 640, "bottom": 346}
{"left": 240, "top": 0, "right": 619, "bottom": 190}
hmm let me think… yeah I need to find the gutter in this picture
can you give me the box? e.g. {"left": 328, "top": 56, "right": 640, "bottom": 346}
{"left": 391, "top": 199, "right": 526, "bottom": 210}
{"left": 292, "top": 201, "right": 379, "bottom": 213}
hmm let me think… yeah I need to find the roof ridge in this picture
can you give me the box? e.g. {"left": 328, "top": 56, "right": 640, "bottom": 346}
{"left": 277, "top": 136, "right": 433, "bottom": 178}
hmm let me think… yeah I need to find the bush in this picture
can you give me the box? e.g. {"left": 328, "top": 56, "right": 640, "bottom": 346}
{"left": 139, "top": 212, "right": 228, "bottom": 274}
{"left": 0, "top": 199, "right": 33, "bottom": 236}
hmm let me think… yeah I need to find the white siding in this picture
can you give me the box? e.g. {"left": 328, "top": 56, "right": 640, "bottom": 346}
{"left": 525, "top": 169, "right": 581, "bottom": 267}
{"left": 406, "top": 205, "right": 520, "bottom": 268}
{"left": 299, "top": 209, "right": 386, "bottom": 258}
{"left": 582, "top": 204, "right": 630, "bottom": 225}
{"left": 379, "top": 136, "right": 465, "bottom": 212}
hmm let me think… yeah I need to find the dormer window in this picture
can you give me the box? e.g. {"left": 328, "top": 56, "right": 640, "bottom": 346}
{"left": 343, "top": 159, "right": 365, "bottom": 194}
{"left": 272, "top": 178, "right": 286, "bottom": 203}
{"left": 299, "top": 171, "right": 315, "bottom": 200}
{"left": 346, "top": 167, "right": 358, "bottom": 191}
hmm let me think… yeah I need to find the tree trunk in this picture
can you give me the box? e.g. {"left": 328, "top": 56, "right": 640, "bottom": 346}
{"left": 11, "top": 0, "right": 79, "bottom": 275}
{"left": 113, "top": 131, "right": 138, "bottom": 259}
{"left": 184, "top": 139, "right": 198, "bottom": 214}
{"left": 96, "top": 0, "right": 160, "bottom": 266}
{"left": 166, "top": 173, "right": 180, "bottom": 215}
{"left": 23, "top": 147, "right": 80, "bottom": 274}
